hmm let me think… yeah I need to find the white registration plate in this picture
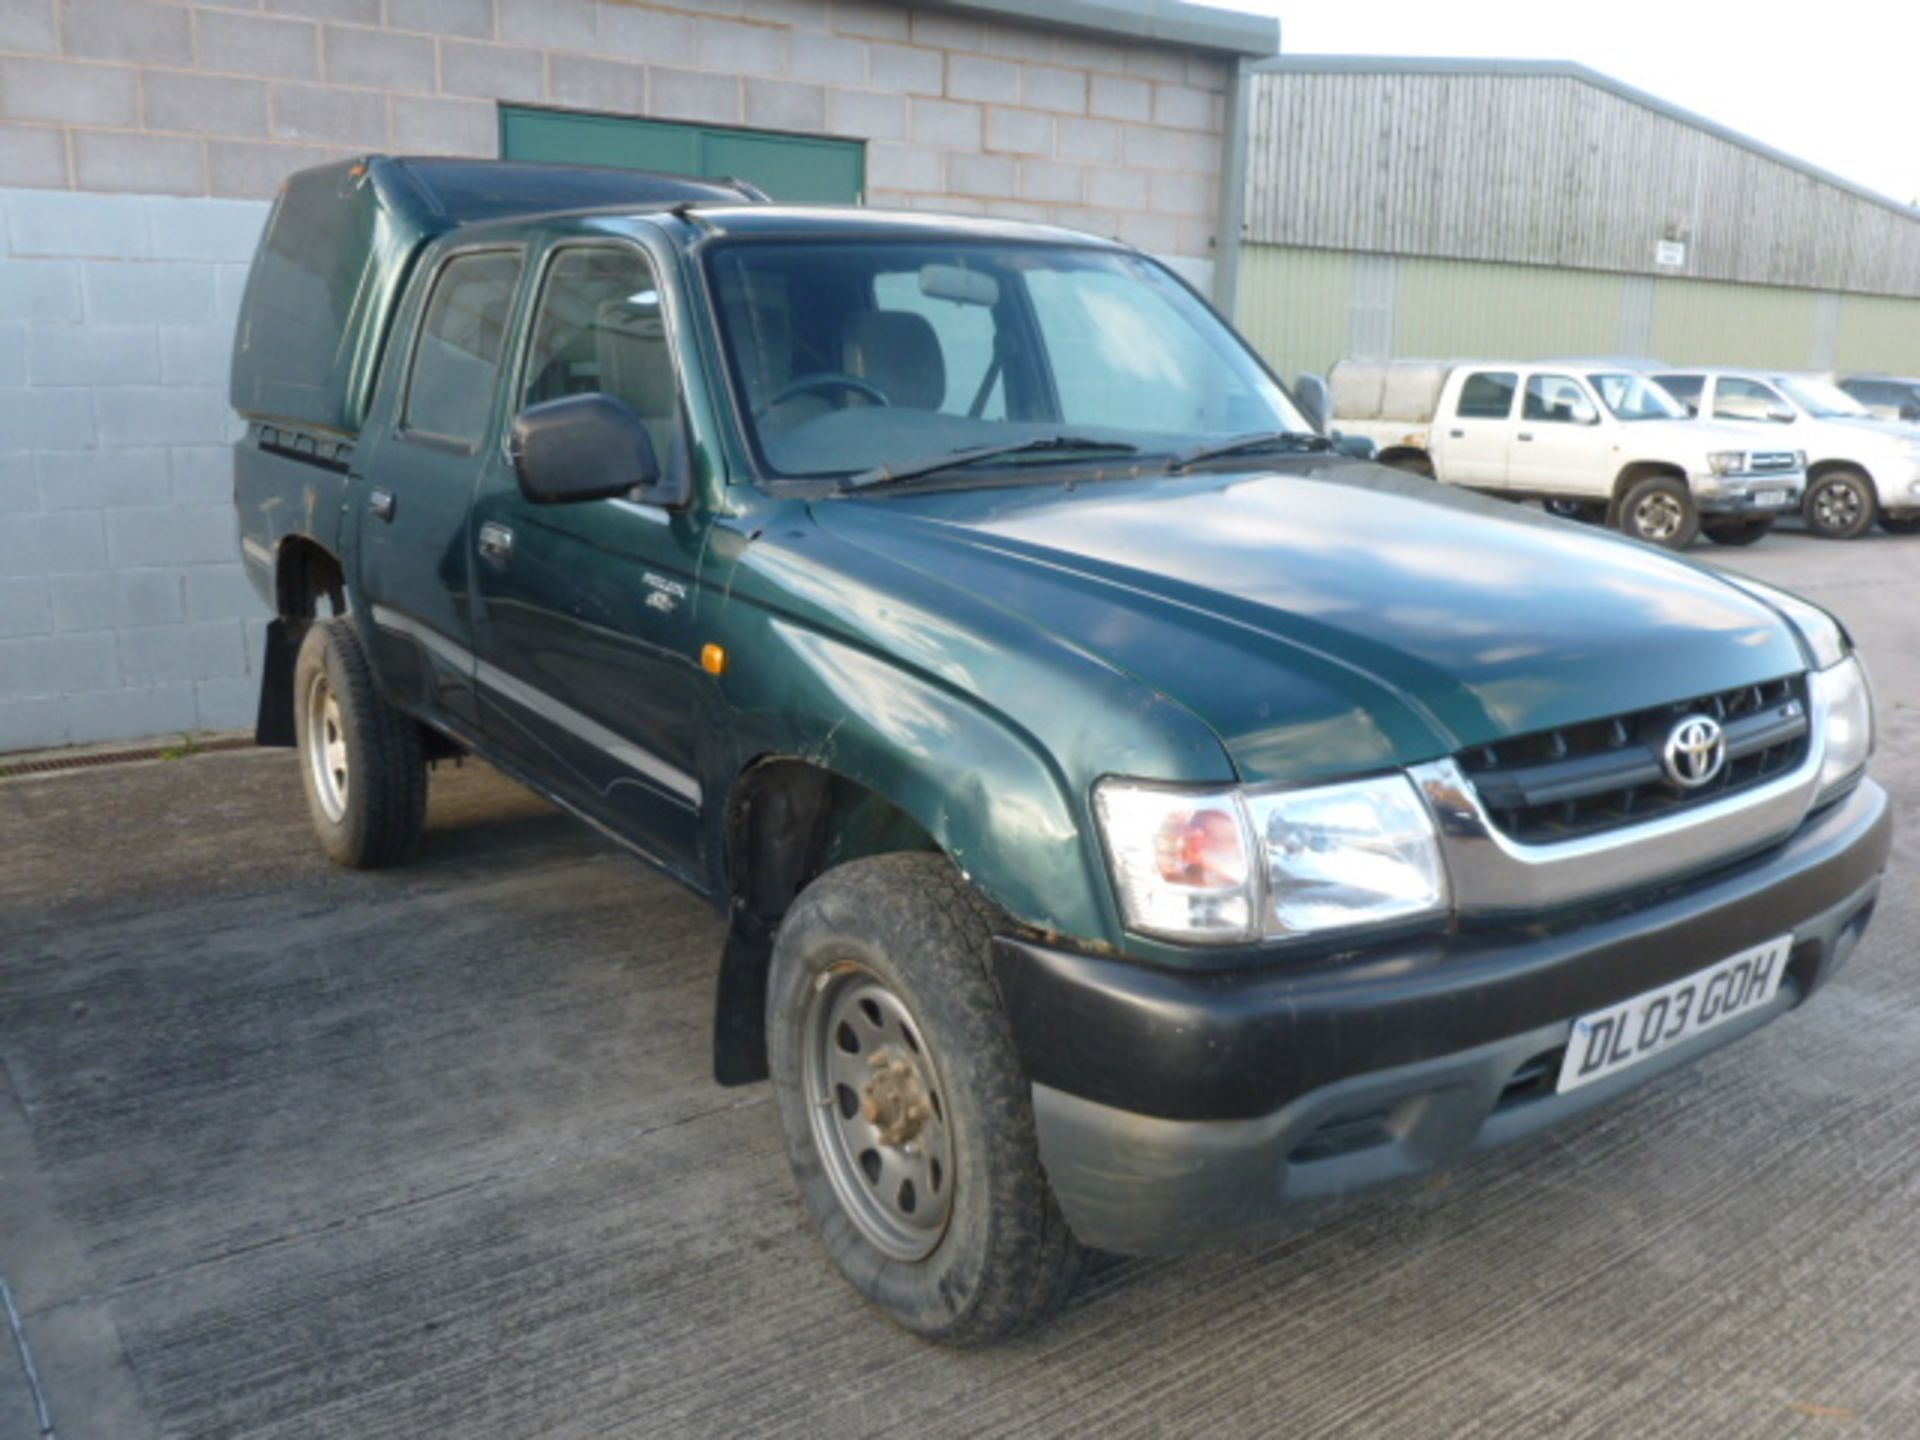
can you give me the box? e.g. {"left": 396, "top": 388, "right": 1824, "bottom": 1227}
{"left": 1754, "top": 489, "right": 1791, "bottom": 508}
{"left": 1556, "top": 935, "right": 1791, "bottom": 1093}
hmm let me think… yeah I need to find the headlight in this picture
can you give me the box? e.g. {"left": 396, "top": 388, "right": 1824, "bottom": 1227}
{"left": 1093, "top": 774, "right": 1447, "bottom": 944}
{"left": 1812, "top": 655, "right": 1874, "bottom": 799}
{"left": 1707, "top": 451, "right": 1748, "bottom": 476}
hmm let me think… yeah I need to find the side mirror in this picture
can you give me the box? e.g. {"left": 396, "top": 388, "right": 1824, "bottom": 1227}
{"left": 1293, "top": 373, "right": 1331, "bottom": 434}
{"left": 508, "top": 394, "right": 688, "bottom": 508}
{"left": 1766, "top": 403, "right": 1795, "bottom": 423}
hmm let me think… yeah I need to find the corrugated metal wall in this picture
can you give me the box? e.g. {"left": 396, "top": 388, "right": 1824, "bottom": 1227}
{"left": 1237, "top": 246, "right": 1920, "bottom": 384}
{"left": 1246, "top": 69, "right": 1920, "bottom": 299}
{"left": 1647, "top": 278, "right": 1820, "bottom": 367}
{"left": 1394, "top": 258, "right": 1622, "bottom": 362}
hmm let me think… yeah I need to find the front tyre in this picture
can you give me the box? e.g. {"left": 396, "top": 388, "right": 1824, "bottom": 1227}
{"left": 1702, "top": 516, "right": 1775, "bottom": 546}
{"left": 1618, "top": 475, "right": 1699, "bottom": 549}
{"left": 1804, "top": 469, "right": 1876, "bottom": 539}
{"left": 293, "top": 618, "right": 427, "bottom": 868}
{"left": 767, "top": 853, "right": 1084, "bottom": 1343}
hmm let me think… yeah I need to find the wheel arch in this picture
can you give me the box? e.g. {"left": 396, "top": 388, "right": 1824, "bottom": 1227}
{"left": 1610, "top": 459, "right": 1688, "bottom": 507}
{"left": 255, "top": 537, "right": 349, "bottom": 747}
{"left": 712, "top": 755, "right": 945, "bottom": 1086}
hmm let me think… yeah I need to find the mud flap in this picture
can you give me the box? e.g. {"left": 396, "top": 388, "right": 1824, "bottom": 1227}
{"left": 254, "top": 618, "right": 298, "bottom": 747}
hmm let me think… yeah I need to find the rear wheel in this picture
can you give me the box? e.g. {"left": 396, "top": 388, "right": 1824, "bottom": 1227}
{"left": 1804, "top": 469, "right": 1876, "bottom": 539}
{"left": 1702, "top": 517, "right": 1775, "bottom": 547}
{"left": 767, "top": 853, "right": 1084, "bottom": 1343}
{"left": 1380, "top": 451, "right": 1434, "bottom": 478}
{"left": 1617, "top": 476, "right": 1699, "bottom": 549}
{"left": 293, "top": 619, "right": 427, "bottom": 868}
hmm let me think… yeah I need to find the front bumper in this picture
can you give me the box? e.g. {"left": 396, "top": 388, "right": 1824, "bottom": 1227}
{"left": 993, "top": 779, "right": 1890, "bottom": 1255}
{"left": 1696, "top": 470, "right": 1805, "bottom": 515}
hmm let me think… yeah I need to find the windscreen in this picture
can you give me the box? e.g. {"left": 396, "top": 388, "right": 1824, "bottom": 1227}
{"left": 705, "top": 241, "right": 1302, "bottom": 479}
{"left": 1592, "top": 373, "right": 1685, "bottom": 420}
{"left": 1778, "top": 376, "right": 1871, "bottom": 419}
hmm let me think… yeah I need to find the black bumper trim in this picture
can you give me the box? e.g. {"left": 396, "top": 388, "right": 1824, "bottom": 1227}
{"left": 992, "top": 779, "right": 1890, "bottom": 1124}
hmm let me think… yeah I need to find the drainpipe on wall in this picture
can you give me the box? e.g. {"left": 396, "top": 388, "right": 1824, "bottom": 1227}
{"left": 1211, "top": 53, "right": 1251, "bottom": 319}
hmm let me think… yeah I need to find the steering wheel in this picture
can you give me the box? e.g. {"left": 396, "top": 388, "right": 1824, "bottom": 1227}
{"left": 757, "top": 371, "right": 891, "bottom": 415}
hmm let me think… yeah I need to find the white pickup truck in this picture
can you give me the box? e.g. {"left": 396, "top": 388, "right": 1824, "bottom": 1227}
{"left": 1330, "top": 359, "right": 1806, "bottom": 548}
{"left": 1652, "top": 368, "right": 1920, "bottom": 540}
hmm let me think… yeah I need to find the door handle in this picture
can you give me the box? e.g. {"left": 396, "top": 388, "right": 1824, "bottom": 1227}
{"left": 369, "top": 486, "right": 396, "bottom": 521}
{"left": 477, "top": 521, "right": 514, "bottom": 564}
{"left": 1448, "top": 428, "right": 1465, "bottom": 439}
{"left": 1517, "top": 432, "right": 1535, "bottom": 442}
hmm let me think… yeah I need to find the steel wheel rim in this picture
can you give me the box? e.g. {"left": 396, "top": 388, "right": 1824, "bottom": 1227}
{"left": 304, "top": 671, "right": 349, "bottom": 823}
{"left": 1815, "top": 480, "right": 1862, "bottom": 530}
{"left": 1634, "top": 492, "right": 1684, "bottom": 541}
{"left": 802, "top": 963, "right": 954, "bottom": 1262}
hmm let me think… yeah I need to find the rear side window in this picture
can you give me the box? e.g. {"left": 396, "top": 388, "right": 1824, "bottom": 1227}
{"left": 1456, "top": 371, "right": 1517, "bottom": 419}
{"left": 404, "top": 250, "right": 525, "bottom": 446}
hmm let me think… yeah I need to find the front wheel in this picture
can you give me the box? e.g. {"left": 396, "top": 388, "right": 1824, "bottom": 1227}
{"left": 1804, "top": 469, "right": 1876, "bottom": 539}
{"left": 767, "top": 853, "right": 1084, "bottom": 1343}
{"left": 293, "top": 619, "right": 427, "bottom": 868}
{"left": 1702, "top": 516, "right": 1775, "bottom": 547}
{"left": 1617, "top": 476, "right": 1699, "bottom": 549}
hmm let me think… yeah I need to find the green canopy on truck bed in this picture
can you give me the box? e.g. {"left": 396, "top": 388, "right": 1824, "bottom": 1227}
{"left": 229, "top": 155, "right": 757, "bottom": 439}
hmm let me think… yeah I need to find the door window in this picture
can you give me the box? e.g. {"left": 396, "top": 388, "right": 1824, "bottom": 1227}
{"left": 1713, "top": 377, "right": 1790, "bottom": 422}
{"left": 1656, "top": 373, "right": 1704, "bottom": 415}
{"left": 404, "top": 250, "right": 524, "bottom": 447}
{"left": 1455, "top": 372, "right": 1517, "bottom": 419}
{"left": 521, "top": 246, "right": 680, "bottom": 462}
{"left": 1523, "top": 374, "right": 1598, "bottom": 425}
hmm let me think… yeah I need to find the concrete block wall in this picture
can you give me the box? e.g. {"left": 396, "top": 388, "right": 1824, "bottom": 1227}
{"left": 0, "top": 1, "right": 1242, "bottom": 751}
{"left": 0, "top": 188, "right": 269, "bottom": 751}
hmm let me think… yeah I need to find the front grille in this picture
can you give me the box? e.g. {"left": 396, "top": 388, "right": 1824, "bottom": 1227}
{"left": 1747, "top": 452, "right": 1799, "bottom": 472}
{"left": 1459, "top": 675, "right": 1810, "bottom": 844}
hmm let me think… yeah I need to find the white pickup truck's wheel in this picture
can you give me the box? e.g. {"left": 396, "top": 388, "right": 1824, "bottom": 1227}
{"left": 767, "top": 853, "right": 1084, "bottom": 1343}
{"left": 293, "top": 619, "right": 427, "bottom": 868}
{"left": 1805, "top": 469, "right": 1876, "bottom": 540}
{"left": 1618, "top": 476, "right": 1699, "bottom": 549}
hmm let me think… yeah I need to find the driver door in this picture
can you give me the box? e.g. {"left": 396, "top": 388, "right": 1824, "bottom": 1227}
{"left": 469, "top": 238, "right": 710, "bottom": 878}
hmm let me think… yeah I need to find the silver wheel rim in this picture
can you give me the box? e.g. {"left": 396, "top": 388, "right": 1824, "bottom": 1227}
{"left": 304, "top": 671, "right": 349, "bottom": 823}
{"left": 1633, "top": 492, "right": 1684, "bottom": 541}
{"left": 802, "top": 964, "right": 954, "bottom": 1262}
{"left": 1814, "top": 480, "right": 1863, "bottom": 531}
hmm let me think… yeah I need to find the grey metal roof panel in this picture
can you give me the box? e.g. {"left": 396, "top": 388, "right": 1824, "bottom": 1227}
{"left": 947, "top": 0, "right": 1278, "bottom": 56}
{"left": 1253, "top": 56, "right": 1920, "bottom": 222}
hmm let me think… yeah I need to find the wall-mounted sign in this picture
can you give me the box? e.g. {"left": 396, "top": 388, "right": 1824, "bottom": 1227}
{"left": 1655, "top": 238, "right": 1688, "bottom": 268}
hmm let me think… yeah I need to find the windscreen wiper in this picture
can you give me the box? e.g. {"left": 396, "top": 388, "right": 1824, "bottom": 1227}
{"left": 844, "top": 435, "right": 1139, "bottom": 491}
{"left": 1165, "top": 429, "right": 1334, "bottom": 473}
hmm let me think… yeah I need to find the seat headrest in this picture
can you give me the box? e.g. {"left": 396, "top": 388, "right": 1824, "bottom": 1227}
{"left": 842, "top": 310, "right": 946, "bottom": 411}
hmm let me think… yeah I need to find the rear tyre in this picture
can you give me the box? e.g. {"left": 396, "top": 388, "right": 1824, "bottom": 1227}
{"left": 1804, "top": 469, "right": 1876, "bottom": 540}
{"left": 1876, "top": 513, "right": 1920, "bottom": 536}
{"left": 1381, "top": 451, "right": 1434, "bottom": 478}
{"left": 293, "top": 618, "right": 427, "bottom": 869}
{"left": 767, "top": 853, "right": 1084, "bottom": 1344}
{"left": 1617, "top": 476, "right": 1699, "bottom": 549}
{"left": 1702, "top": 517, "right": 1775, "bottom": 547}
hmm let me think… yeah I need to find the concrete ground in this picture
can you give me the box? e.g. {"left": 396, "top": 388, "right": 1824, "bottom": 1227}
{"left": 2, "top": 530, "right": 1917, "bottom": 1439}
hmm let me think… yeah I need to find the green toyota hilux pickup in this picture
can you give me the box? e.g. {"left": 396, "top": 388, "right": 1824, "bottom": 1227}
{"left": 232, "top": 157, "right": 1890, "bottom": 1342}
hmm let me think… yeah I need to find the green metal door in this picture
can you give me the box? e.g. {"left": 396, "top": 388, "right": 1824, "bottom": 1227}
{"left": 499, "top": 106, "right": 864, "bottom": 204}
